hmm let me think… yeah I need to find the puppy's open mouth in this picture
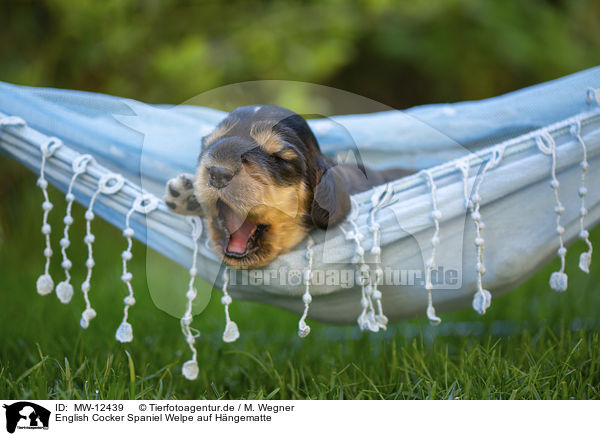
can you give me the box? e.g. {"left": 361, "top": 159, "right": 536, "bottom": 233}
{"left": 217, "top": 199, "right": 267, "bottom": 258}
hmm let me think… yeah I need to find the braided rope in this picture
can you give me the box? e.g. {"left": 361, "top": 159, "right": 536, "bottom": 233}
{"left": 468, "top": 146, "right": 505, "bottom": 314}
{"left": 341, "top": 198, "right": 379, "bottom": 332}
{"left": 220, "top": 267, "right": 240, "bottom": 342}
{"left": 368, "top": 184, "right": 394, "bottom": 330}
{"left": 80, "top": 173, "right": 125, "bottom": 328}
{"left": 570, "top": 121, "right": 594, "bottom": 274}
{"left": 297, "top": 235, "right": 315, "bottom": 338}
{"left": 536, "top": 132, "right": 568, "bottom": 292}
{"left": 55, "top": 154, "right": 94, "bottom": 304}
{"left": 456, "top": 159, "right": 473, "bottom": 210}
{"left": 116, "top": 193, "right": 159, "bottom": 343}
{"left": 35, "top": 137, "right": 63, "bottom": 296}
{"left": 422, "top": 170, "right": 442, "bottom": 325}
{"left": 181, "top": 216, "right": 203, "bottom": 380}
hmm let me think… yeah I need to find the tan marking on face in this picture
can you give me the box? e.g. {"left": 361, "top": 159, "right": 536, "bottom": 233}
{"left": 241, "top": 180, "right": 310, "bottom": 266}
{"left": 250, "top": 123, "right": 284, "bottom": 154}
{"left": 276, "top": 148, "right": 298, "bottom": 161}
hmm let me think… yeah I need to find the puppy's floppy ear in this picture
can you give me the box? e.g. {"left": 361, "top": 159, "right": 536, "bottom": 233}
{"left": 310, "top": 162, "right": 351, "bottom": 230}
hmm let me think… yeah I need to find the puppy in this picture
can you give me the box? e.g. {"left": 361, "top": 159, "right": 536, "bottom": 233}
{"left": 164, "top": 105, "right": 411, "bottom": 268}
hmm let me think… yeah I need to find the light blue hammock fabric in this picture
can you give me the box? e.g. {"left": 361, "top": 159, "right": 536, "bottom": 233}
{"left": 1, "top": 67, "right": 599, "bottom": 338}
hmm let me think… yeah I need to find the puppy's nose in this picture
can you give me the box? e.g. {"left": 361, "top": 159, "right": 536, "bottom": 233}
{"left": 208, "top": 166, "right": 234, "bottom": 188}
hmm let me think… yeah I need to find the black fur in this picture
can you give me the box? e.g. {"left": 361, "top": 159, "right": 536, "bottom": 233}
{"left": 310, "top": 158, "right": 350, "bottom": 229}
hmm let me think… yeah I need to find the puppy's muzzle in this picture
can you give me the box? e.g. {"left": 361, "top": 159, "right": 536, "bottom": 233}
{"left": 208, "top": 165, "right": 234, "bottom": 189}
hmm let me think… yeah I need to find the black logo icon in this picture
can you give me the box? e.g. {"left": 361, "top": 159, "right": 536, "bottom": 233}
{"left": 3, "top": 402, "right": 50, "bottom": 433}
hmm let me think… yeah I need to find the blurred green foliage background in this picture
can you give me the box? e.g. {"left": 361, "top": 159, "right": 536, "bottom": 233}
{"left": 2, "top": 0, "right": 599, "bottom": 108}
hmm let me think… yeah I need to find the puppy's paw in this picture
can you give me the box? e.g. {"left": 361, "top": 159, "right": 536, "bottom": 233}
{"left": 163, "top": 173, "right": 203, "bottom": 216}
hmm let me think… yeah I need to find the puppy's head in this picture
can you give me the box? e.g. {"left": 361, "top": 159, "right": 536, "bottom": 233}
{"left": 195, "top": 105, "right": 349, "bottom": 268}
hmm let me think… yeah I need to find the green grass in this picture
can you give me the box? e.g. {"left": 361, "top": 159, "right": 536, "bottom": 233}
{"left": 1, "top": 163, "right": 599, "bottom": 399}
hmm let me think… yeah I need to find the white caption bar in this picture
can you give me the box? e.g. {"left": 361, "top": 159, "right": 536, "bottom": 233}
{"left": 0, "top": 400, "right": 596, "bottom": 435}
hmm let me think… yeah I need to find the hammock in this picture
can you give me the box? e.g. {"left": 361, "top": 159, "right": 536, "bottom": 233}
{"left": 1, "top": 68, "right": 599, "bottom": 380}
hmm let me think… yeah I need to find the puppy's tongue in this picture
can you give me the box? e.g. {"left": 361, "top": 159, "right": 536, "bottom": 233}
{"left": 220, "top": 201, "right": 257, "bottom": 254}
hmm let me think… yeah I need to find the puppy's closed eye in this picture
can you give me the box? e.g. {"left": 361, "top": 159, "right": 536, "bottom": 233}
{"left": 272, "top": 144, "right": 300, "bottom": 162}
